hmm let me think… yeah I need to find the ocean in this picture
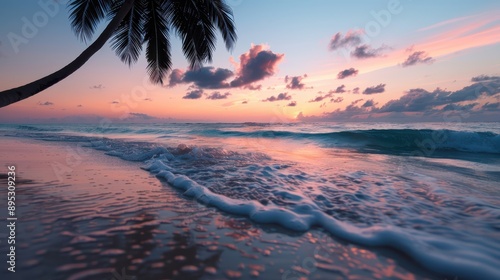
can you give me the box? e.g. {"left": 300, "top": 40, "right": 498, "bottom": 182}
{"left": 1, "top": 122, "right": 499, "bottom": 279}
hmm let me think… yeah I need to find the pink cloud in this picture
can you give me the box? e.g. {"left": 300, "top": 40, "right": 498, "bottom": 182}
{"left": 230, "top": 44, "right": 284, "bottom": 87}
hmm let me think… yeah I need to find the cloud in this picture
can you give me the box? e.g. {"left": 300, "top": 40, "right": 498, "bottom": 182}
{"left": 445, "top": 79, "right": 499, "bottom": 103}
{"left": 182, "top": 67, "right": 233, "bottom": 89}
{"left": 329, "top": 30, "right": 363, "bottom": 50}
{"left": 128, "top": 112, "right": 155, "bottom": 120}
{"left": 285, "top": 74, "right": 308, "bottom": 90}
{"left": 168, "top": 69, "right": 184, "bottom": 87}
{"left": 361, "top": 100, "right": 376, "bottom": 107}
{"left": 471, "top": 75, "right": 499, "bottom": 82}
{"left": 183, "top": 89, "right": 204, "bottom": 99}
{"left": 337, "top": 68, "right": 359, "bottom": 79}
{"left": 351, "top": 99, "right": 364, "bottom": 106}
{"left": 167, "top": 45, "right": 284, "bottom": 90}
{"left": 481, "top": 102, "right": 499, "bottom": 111}
{"left": 363, "top": 84, "right": 386, "bottom": 95}
{"left": 90, "top": 84, "right": 104, "bottom": 90}
{"left": 414, "top": 13, "right": 499, "bottom": 60}
{"left": 418, "top": 15, "right": 474, "bottom": 32}
{"left": 331, "top": 85, "right": 347, "bottom": 94}
{"left": 299, "top": 77, "right": 500, "bottom": 122}
{"left": 242, "top": 101, "right": 248, "bottom": 104}
{"left": 263, "top": 92, "right": 292, "bottom": 102}
{"left": 441, "top": 103, "right": 477, "bottom": 111}
{"left": 331, "top": 97, "right": 344, "bottom": 103}
{"left": 309, "top": 91, "right": 333, "bottom": 103}
{"left": 287, "top": 101, "right": 297, "bottom": 107}
{"left": 230, "top": 44, "right": 284, "bottom": 88}
{"left": 38, "top": 101, "right": 54, "bottom": 106}
{"left": 351, "top": 45, "right": 386, "bottom": 59}
{"left": 401, "top": 51, "right": 434, "bottom": 67}
{"left": 244, "top": 84, "right": 262, "bottom": 91}
{"left": 298, "top": 77, "right": 500, "bottom": 121}
{"left": 310, "top": 91, "right": 344, "bottom": 103}
{"left": 77, "top": 104, "right": 83, "bottom": 107}
{"left": 328, "top": 29, "right": 387, "bottom": 60}
{"left": 299, "top": 106, "right": 370, "bottom": 122}
{"left": 206, "top": 92, "right": 231, "bottom": 100}
{"left": 352, "top": 87, "right": 360, "bottom": 94}
{"left": 379, "top": 88, "right": 446, "bottom": 112}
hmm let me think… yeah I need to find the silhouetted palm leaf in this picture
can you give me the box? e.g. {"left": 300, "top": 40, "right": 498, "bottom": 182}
{"left": 205, "top": 0, "right": 237, "bottom": 51}
{"left": 169, "top": 0, "right": 217, "bottom": 69}
{"left": 109, "top": 0, "right": 146, "bottom": 65}
{"left": 0, "top": 0, "right": 238, "bottom": 107}
{"left": 65, "top": 0, "right": 237, "bottom": 82}
{"left": 69, "top": 0, "right": 111, "bottom": 42}
{"left": 144, "top": 0, "right": 171, "bottom": 84}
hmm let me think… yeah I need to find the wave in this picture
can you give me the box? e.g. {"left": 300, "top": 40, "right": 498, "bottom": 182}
{"left": 140, "top": 156, "right": 500, "bottom": 280}
{"left": 16, "top": 125, "right": 63, "bottom": 132}
{"left": 84, "top": 139, "right": 500, "bottom": 279}
{"left": 9, "top": 124, "right": 500, "bottom": 155}
{"left": 3, "top": 125, "right": 499, "bottom": 279}
{"left": 195, "top": 129, "right": 500, "bottom": 154}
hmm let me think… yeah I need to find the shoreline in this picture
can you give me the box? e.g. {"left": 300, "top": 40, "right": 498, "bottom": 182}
{"left": 0, "top": 136, "right": 439, "bottom": 279}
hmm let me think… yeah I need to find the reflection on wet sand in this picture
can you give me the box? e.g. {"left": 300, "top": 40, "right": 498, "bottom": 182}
{"left": 0, "top": 143, "right": 438, "bottom": 280}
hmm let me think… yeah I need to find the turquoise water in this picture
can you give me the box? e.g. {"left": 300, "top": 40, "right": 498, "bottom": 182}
{"left": 1, "top": 122, "right": 499, "bottom": 279}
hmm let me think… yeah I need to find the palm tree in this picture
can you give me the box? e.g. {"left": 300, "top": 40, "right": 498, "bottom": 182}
{"left": 0, "top": 0, "right": 236, "bottom": 108}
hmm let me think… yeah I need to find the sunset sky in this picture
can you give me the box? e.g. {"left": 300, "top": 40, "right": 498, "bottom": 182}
{"left": 0, "top": 0, "right": 499, "bottom": 123}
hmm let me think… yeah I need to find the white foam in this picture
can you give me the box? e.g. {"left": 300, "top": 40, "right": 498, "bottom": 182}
{"left": 5, "top": 122, "right": 500, "bottom": 278}
{"left": 107, "top": 147, "right": 171, "bottom": 161}
{"left": 142, "top": 158, "right": 500, "bottom": 279}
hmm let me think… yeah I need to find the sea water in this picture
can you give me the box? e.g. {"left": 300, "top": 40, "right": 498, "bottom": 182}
{"left": 1, "top": 122, "right": 499, "bottom": 279}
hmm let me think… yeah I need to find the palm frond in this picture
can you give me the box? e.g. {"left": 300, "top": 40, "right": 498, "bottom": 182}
{"left": 109, "top": 0, "right": 146, "bottom": 65}
{"left": 68, "top": 0, "right": 111, "bottom": 42}
{"left": 168, "top": 0, "right": 218, "bottom": 69}
{"left": 68, "top": 0, "right": 237, "bottom": 83}
{"left": 144, "top": 0, "right": 171, "bottom": 84}
{"left": 204, "top": 0, "right": 237, "bottom": 51}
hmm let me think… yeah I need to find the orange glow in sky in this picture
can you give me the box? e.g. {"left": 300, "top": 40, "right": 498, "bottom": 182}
{"left": 0, "top": 2, "right": 499, "bottom": 123}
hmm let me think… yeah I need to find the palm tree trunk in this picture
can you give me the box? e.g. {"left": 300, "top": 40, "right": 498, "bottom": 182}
{"left": 0, "top": 0, "right": 135, "bottom": 108}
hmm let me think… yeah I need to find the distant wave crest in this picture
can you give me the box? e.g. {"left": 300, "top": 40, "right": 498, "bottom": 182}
{"left": 16, "top": 125, "right": 63, "bottom": 132}
{"left": 195, "top": 129, "right": 500, "bottom": 154}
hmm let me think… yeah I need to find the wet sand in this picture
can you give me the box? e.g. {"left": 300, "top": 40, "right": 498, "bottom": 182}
{"left": 0, "top": 137, "right": 438, "bottom": 279}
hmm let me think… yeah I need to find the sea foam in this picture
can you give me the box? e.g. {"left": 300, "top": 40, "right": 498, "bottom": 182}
{"left": 142, "top": 156, "right": 500, "bottom": 279}
{"left": 3, "top": 123, "right": 500, "bottom": 279}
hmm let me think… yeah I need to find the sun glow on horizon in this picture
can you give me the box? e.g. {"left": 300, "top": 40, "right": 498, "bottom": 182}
{"left": 0, "top": 1, "right": 498, "bottom": 123}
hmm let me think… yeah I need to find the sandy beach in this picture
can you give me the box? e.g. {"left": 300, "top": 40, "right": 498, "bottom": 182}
{"left": 0, "top": 136, "right": 440, "bottom": 280}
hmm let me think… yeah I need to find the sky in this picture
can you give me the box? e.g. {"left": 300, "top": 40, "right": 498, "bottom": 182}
{"left": 0, "top": 0, "right": 499, "bottom": 123}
